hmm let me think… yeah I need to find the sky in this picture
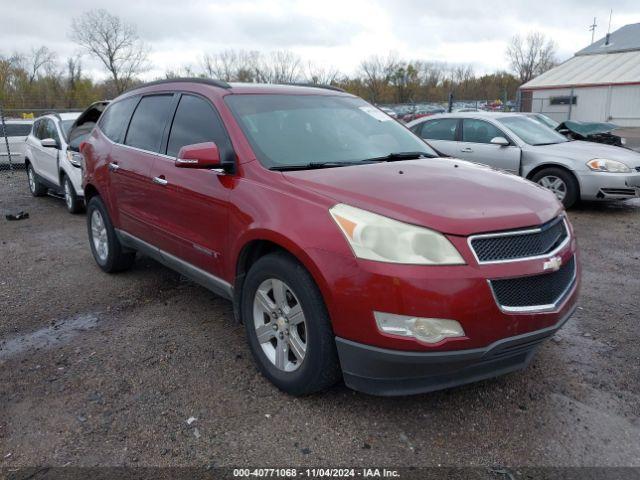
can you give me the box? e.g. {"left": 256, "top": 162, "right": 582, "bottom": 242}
{"left": 2, "top": 0, "right": 640, "bottom": 80}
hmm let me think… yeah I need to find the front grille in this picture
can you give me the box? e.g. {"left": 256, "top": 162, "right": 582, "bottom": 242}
{"left": 600, "top": 188, "right": 637, "bottom": 196}
{"left": 490, "top": 256, "right": 576, "bottom": 311}
{"left": 470, "top": 216, "right": 568, "bottom": 263}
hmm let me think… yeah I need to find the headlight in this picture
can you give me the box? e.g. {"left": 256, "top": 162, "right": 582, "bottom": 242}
{"left": 374, "top": 312, "right": 465, "bottom": 344}
{"left": 329, "top": 203, "right": 465, "bottom": 265}
{"left": 586, "top": 158, "right": 631, "bottom": 173}
{"left": 66, "top": 150, "right": 83, "bottom": 168}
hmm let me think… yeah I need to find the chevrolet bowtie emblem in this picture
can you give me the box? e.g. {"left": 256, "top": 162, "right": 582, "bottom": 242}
{"left": 543, "top": 256, "right": 563, "bottom": 272}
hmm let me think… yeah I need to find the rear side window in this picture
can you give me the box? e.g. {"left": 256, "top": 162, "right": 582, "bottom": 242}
{"left": 462, "top": 119, "right": 506, "bottom": 144}
{"left": 99, "top": 97, "right": 138, "bottom": 144}
{"left": 166, "top": 95, "right": 228, "bottom": 157}
{"left": 2, "top": 124, "right": 32, "bottom": 137}
{"left": 420, "top": 119, "right": 458, "bottom": 141}
{"left": 125, "top": 95, "right": 174, "bottom": 153}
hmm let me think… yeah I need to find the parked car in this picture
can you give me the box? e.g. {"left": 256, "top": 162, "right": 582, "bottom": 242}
{"left": 82, "top": 79, "right": 579, "bottom": 396}
{"left": 24, "top": 103, "right": 108, "bottom": 213}
{"left": 408, "top": 112, "right": 640, "bottom": 208}
{"left": 525, "top": 113, "right": 626, "bottom": 147}
{"left": 377, "top": 106, "right": 398, "bottom": 119}
{"left": 1, "top": 119, "right": 33, "bottom": 167}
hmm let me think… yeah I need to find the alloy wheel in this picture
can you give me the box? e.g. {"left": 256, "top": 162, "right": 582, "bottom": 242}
{"left": 64, "top": 179, "right": 73, "bottom": 210}
{"left": 28, "top": 167, "right": 35, "bottom": 193}
{"left": 90, "top": 209, "right": 109, "bottom": 262}
{"left": 537, "top": 175, "right": 567, "bottom": 202}
{"left": 253, "top": 278, "right": 307, "bottom": 372}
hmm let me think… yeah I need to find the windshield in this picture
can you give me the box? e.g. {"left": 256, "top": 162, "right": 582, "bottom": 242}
{"left": 532, "top": 113, "right": 560, "bottom": 129}
{"left": 61, "top": 120, "right": 75, "bottom": 138}
{"left": 498, "top": 116, "right": 568, "bottom": 146}
{"left": 225, "top": 94, "right": 437, "bottom": 168}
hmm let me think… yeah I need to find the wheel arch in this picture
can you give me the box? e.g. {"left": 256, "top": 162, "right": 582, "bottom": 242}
{"left": 232, "top": 233, "right": 332, "bottom": 325}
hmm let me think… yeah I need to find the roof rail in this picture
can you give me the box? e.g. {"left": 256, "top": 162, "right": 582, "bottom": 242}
{"left": 42, "top": 111, "right": 62, "bottom": 120}
{"left": 124, "top": 77, "right": 232, "bottom": 94}
{"left": 281, "top": 83, "right": 346, "bottom": 92}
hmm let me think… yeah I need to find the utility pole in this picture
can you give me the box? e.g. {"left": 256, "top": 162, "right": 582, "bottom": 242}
{"left": 589, "top": 17, "right": 597, "bottom": 44}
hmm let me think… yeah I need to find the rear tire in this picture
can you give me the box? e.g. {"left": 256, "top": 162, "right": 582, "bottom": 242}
{"left": 531, "top": 167, "right": 579, "bottom": 209}
{"left": 27, "top": 163, "right": 46, "bottom": 197}
{"left": 86, "top": 196, "right": 135, "bottom": 273}
{"left": 241, "top": 252, "right": 341, "bottom": 395}
{"left": 63, "top": 174, "right": 84, "bottom": 214}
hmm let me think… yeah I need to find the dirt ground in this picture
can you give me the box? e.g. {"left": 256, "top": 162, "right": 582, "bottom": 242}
{"left": 1, "top": 169, "right": 639, "bottom": 468}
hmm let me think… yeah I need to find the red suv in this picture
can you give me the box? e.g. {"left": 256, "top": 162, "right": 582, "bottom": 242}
{"left": 81, "top": 79, "right": 579, "bottom": 396}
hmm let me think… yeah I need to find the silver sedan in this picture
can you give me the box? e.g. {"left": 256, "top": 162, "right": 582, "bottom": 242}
{"left": 407, "top": 112, "right": 640, "bottom": 208}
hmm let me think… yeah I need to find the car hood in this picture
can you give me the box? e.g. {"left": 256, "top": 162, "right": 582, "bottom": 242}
{"left": 528, "top": 140, "right": 640, "bottom": 167}
{"left": 283, "top": 158, "right": 562, "bottom": 236}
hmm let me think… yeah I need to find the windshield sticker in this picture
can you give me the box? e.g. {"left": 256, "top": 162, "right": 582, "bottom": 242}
{"left": 359, "top": 106, "right": 391, "bottom": 122}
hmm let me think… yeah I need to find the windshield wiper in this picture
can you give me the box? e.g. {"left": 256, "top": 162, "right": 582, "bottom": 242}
{"left": 363, "top": 151, "right": 434, "bottom": 162}
{"left": 269, "top": 161, "right": 359, "bottom": 171}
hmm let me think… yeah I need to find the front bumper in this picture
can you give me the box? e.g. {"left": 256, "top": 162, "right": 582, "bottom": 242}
{"left": 336, "top": 304, "right": 576, "bottom": 396}
{"left": 577, "top": 170, "right": 640, "bottom": 200}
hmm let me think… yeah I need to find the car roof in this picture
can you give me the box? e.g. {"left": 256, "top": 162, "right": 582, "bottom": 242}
{"left": 36, "top": 112, "right": 81, "bottom": 122}
{"left": 407, "top": 111, "right": 523, "bottom": 126}
{"left": 123, "top": 78, "right": 352, "bottom": 98}
{"left": 3, "top": 119, "right": 33, "bottom": 124}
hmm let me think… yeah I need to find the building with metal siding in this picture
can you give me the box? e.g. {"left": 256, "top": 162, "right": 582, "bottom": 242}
{"left": 520, "top": 23, "right": 640, "bottom": 127}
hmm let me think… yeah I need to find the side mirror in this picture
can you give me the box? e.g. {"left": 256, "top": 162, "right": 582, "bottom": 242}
{"left": 41, "top": 138, "right": 58, "bottom": 148}
{"left": 490, "top": 136, "right": 510, "bottom": 147}
{"left": 175, "top": 142, "right": 221, "bottom": 169}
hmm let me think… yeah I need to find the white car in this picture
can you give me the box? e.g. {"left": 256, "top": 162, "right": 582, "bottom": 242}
{"left": 1, "top": 119, "right": 33, "bottom": 167}
{"left": 24, "top": 103, "right": 109, "bottom": 213}
{"left": 408, "top": 112, "right": 640, "bottom": 208}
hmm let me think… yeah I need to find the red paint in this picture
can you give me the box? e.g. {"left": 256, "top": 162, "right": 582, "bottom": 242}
{"left": 83, "top": 81, "right": 579, "bottom": 353}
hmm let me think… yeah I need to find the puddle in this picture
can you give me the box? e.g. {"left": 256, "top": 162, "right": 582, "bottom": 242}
{"left": 0, "top": 313, "right": 99, "bottom": 361}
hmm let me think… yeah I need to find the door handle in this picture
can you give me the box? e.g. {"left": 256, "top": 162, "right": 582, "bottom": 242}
{"left": 460, "top": 147, "right": 473, "bottom": 153}
{"left": 108, "top": 162, "right": 120, "bottom": 172}
{"left": 152, "top": 176, "right": 168, "bottom": 186}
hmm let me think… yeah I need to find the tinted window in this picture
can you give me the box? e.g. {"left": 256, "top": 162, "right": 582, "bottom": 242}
{"left": 167, "top": 95, "right": 228, "bottom": 157}
{"left": 419, "top": 119, "right": 458, "bottom": 141}
{"left": 462, "top": 119, "right": 506, "bottom": 144}
{"left": 125, "top": 95, "right": 174, "bottom": 152}
{"left": 2, "top": 123, "right": 32, "bottom": 137}
{"left": 99, "top": 97, "right": 138, "bottom": 143}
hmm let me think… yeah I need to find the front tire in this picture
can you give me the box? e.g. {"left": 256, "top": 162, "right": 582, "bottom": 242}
{"left": 27, "top": 163, "right": 46, "bottom": 197}
{"left": 86, "top": 196, "right": 135, "bottom": 273}
{"left": 241, "top": 252, "right": 341, "bottom": 395}
{"left": 531, "top": 167, "right": 579, "bottom": 208}
{"left": 63, "top": 174, "right": 83, "bottom": 214}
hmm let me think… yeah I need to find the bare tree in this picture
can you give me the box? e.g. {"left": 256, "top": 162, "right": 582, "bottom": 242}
{"left": 358, "top": 54, "right": 399, "bottom": 103}
{"left": 203, "top": 50, "right": 261, "bottom": 82}
{"left": 26, "top": 46, "right": 57, "bottom": 84}
{"left": 70, "top": 9, "right": 149, "bottom": 93}
{"left": 256, "top": 51, "right": 302, "bottom": 84}
{"left": 506, "top": 32, "right": 557, "bottom": 84}
{"left": 304, "top": 62, "right": 340, "bottom": 85}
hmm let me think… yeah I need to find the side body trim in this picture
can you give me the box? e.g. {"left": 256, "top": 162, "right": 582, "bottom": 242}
{"left": 116, "top": 229, "right": 233, "bottom": 300}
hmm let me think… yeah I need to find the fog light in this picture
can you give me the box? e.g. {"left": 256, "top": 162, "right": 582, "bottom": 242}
{"left": 374, "top": 312, "right": 465, "bottom": 344}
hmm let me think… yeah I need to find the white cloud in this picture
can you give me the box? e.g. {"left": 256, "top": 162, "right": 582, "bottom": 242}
{"left": 2, "top": 0, "right": 640, "bottom": 79}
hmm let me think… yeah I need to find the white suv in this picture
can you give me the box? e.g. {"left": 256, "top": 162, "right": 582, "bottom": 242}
{"left": 24, "top": 102, "right": 108, "bottom": 213}
{"left": 1, "top": 119, "right": 33, "bottom": 167}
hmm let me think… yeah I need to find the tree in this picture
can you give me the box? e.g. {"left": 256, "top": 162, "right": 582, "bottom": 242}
{"left": 27, "top": 47, "right": 57, "bottom": 84}
{"left": 358, "top": 54, "right": 399, "bottom": 103}
{"left": 70, "top": 9, "right": 149, "bottom": 93}
{"left": 506, "top": 32, "right": 557, "bottom": 84}
{"left": 304, "top": 63, "right": 340, "bottom": 85}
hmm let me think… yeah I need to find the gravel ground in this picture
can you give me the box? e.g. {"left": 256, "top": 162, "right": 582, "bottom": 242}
{"left": 1, "top": 170, "right": 639, "bottom": 468}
